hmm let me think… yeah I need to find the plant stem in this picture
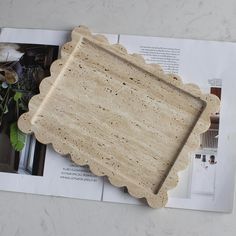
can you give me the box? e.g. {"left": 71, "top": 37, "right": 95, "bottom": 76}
{"left": 16, "top": 84, "right": 20, "bottom": 119}
{"left": 0, "top": 85, "right": 10, "bottom": 125}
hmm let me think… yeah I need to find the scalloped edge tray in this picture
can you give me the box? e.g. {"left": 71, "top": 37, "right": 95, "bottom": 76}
{"left": 18, "top": 26, "right": 220, "bottom": 208}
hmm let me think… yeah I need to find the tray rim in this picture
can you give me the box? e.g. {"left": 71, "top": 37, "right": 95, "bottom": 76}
{"left": 18, "top": 25, "right": 220, "bottom": 208}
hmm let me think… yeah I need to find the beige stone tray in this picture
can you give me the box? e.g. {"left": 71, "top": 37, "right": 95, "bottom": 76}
{"left": 18, "top": 26, "right": 220, "bottom": 208}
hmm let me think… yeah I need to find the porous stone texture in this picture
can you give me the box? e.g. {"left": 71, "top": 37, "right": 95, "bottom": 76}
{"left": 18, "top": 26, "right": 220, "bottom": 208}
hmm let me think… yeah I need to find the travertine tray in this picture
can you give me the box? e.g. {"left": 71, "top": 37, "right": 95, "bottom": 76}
{"left": 18, "top": 26, "right": 220, "bottom": 208}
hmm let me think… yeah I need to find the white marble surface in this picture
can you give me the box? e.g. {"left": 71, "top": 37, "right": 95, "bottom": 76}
{"left": 0, "top": 0, "right": 236, "bottom": 235}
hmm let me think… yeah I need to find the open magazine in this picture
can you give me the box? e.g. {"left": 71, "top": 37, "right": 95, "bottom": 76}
{"left": 0, "top": 28, "right": 235, "bottom": 212}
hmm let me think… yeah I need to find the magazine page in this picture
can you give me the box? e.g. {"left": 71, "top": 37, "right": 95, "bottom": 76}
{"left": 1, "top": 28, "right": 236, "bottom": 212}
{"left": 102, "top": 34, "right": 236, "bottom": 212}
{"left": 0, "top": 28, "right": 118, "bottom": 201}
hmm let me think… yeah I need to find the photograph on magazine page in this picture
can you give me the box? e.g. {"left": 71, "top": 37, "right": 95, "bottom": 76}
{"left": 189, "top": 86, "right": 221, "bottom": 199}
{"left": 0, "top": 43, "right": 58, "bottom": 176}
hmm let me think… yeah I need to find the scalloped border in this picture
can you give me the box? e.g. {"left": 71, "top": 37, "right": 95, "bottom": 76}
{"left": 18, "top": 26, "right": 220, "bottom": 208}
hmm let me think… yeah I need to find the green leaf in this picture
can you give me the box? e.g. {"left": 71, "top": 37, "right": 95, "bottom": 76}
{"left": 10, "top": 122, "right": 26, "bottom": 152}
{"left": 14, "top": 92, "right": 22, "bottom": 102}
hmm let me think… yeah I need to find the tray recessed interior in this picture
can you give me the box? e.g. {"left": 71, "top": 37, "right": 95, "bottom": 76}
{"left": 30, "top": 37, "right": 206, "bottom": 195}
